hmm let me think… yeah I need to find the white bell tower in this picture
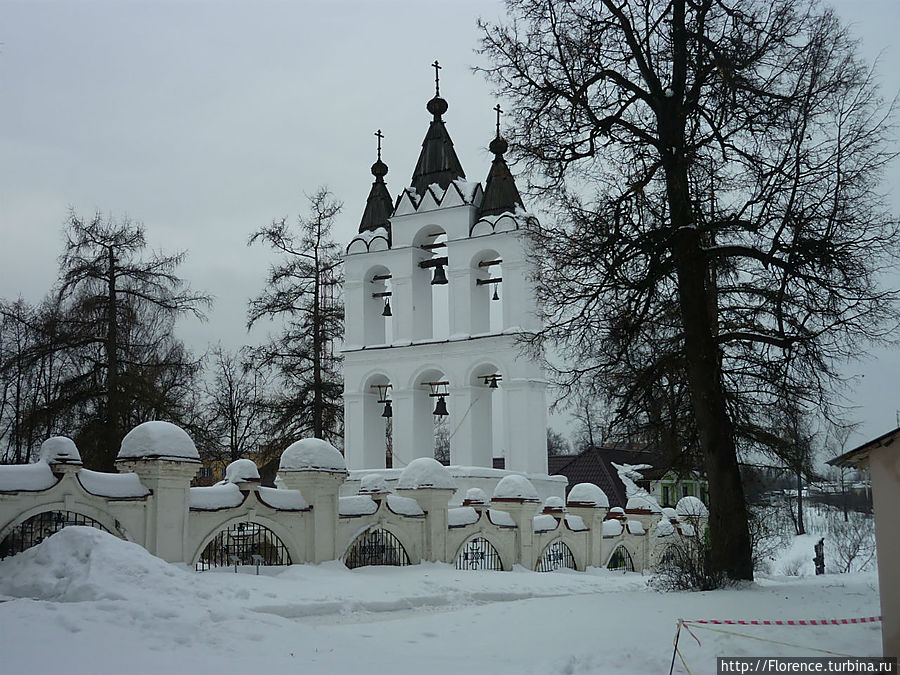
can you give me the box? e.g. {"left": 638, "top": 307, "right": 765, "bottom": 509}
{"left": 342, "top": 75, "right": 548, "bottom": 475}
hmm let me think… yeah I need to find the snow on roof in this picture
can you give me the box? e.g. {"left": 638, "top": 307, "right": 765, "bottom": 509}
{"left": 117, "top": 421, "right": 199, "bottom": 462}
{"left": 488, "top": 508, "right": 516, "bottom": 528}
{"left": 678, "top": 523, "right": 697, "bottom": 537}
{"left": 78, "top": 469, "right": 150, "bottom": 499}
{"left": 279, "top": 438, "right": 346, "bottom": 473}
{"left": 661, "top": 507, "right": 678, "bottom": 521}
{"left": 656, "top": 519, "right": 675, "bottom": 537}
{"left": 189, "top": 483, "right": 244, "bottom": 510}
{"left": 257, "top": 486, "right": 308, "bottom": 511}
{"left": 396, "top": 457, "right": 456, "bottom": 490}
{"left": 626, "top": 520, "right": 646, "bottom": 535}
{"left": 0, "top": 461, "right": 57, "bottom": 493}
{"left": 492, "top": 474, "right": 539, "bottom": 501}
{"left": 543, "top": 496, "right": 566, "bottom": 511}
{"left": 566, "top": 482, "right": 609, "bottom": 508}
{"left": 448, "top": 506, "right": 479, "bottom": 527}
{"left": 675, "top": 496, "right": 709, "bottom": 518}
{"left": 39, "top": 436, "right": 82, "bottom": 465}
{"left": 602, "top": 519, "right": 624, "bottom": 537}
{"left": 224, "top": 459, "right": 260, "bottom": 483}
{"left": 533, "top": 514, "right": 559, "bottom": 532}
{"left": 359, "top": 474, "right": 388, "bottom": 494}
{"left": 609, "top": 507, "right": 625, "bottom": 517}
{"left": 565, "top": 514, "right": 588, "bottom": 532}
{"left": 339, "top": 495, "right": 379, "bottom": 517}
{"left": 387, "top": 493, "right": 425, "bottom": 517}
{"left": 452, "top": 178, "right": 480, "bottom": 204}
{"left": 463, "top": 487, "right": 488, "bottom": 504}
{"left": 626, "top": 495, "right": 662, "bottom": 514}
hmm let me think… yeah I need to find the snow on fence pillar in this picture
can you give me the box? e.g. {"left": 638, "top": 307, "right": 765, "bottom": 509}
{"left": 490, "top": 475, "right": 541, "bottom": 569}
{"left": 277, "top": 439, "right": 347, "bottom": 563}
{"left": 115, "top": 421, "right": 200, "bottom": 563}
{"left": 565, "top": 483, "right": 610, "bottom": 568}
{"left": 395, "top": 458, "right": 456, "bottom": 562}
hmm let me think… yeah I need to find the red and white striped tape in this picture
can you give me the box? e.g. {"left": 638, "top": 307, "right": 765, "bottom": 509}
{"left": 684, "top": 616, "right": 881, "bottom": 627}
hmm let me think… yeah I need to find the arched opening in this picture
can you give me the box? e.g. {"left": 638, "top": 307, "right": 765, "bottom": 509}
{"left": 364, "top": 264, "right": 393, "bottom": 346}
{"left": 363, "top": 373, "right": 393, "bottom": 469}
{"left": 0, "top": 510, "right": 112, "bottom": 559}
{"left": 536, "top": 539, "right": 577, "bottom": 572}
{"left": 471, "top": 249, "right": 503, "bottom": 335}
{"left": 607, "top": 545, "right": 635, "bottom": 572}
{"left": 456, "top": 536, "right": 504, "bottom": 571}
{"left": 344, "top": 527, "right": 410, "bottom": 569}
{"left": 412, "top": 367, "right": 451, "bottom": 464}
{"left": 466, "top": 364, "right": 503, "bottom": 467}
{"left": 195, "top": 521, "right": 292, "bottom": 571}
{"left": 413, "top": 226, "right": 449, "bottom": 341}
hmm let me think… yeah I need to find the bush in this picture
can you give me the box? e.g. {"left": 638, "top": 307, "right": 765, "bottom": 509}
{"left": 650, "top": 518, "right": 726, "bottom": 591}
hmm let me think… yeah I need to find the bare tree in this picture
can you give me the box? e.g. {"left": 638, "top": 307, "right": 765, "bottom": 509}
{"left": 249, "top": 188, "right": 344, "bottom": 448}
{"left": 479, "top": 0, "right": 900, "bottom": 579}
{"left": 55, "top": 211, "right": 210, "bottom": 469}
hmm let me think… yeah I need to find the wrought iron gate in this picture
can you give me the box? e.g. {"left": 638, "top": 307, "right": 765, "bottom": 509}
{"left": 0, "top": 510, "right": 111, "bottom": 559}
{"left": 344, "top": 528, "right": 410, "bottom": 569}
{"left": 195, "top": 521, "right": 292, "bottom": 571}
{"left": 607, "top": 545, "right": 635, "bottom": 572}
{"left": 535, "top": 539, "right": 576, "bottom": 572}
{"left": 456, "top": 536, "right": 503, "bottom": 571}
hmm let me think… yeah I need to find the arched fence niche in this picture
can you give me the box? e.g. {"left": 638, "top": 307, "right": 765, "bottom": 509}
{"left": 535, "top": 539, "right": 577, "bottom": 572}
{"left": 344, "top": 527, "right": 410, "bottom": 569}
{"left": 607, "top": 545, "right": 635, "bottom": 572}
{"left": 456, "top": 536, "right": 504, "bottom": 571}
{"left": 0, "top": 510, "right": 112, "bottom": 559}
{"left": 195, "top": 521, "right": 292, "bottom": 571}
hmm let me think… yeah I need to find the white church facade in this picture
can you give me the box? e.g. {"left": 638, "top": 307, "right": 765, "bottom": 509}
{"left": 342, "top": 76, "right": 550, "bottom": 486}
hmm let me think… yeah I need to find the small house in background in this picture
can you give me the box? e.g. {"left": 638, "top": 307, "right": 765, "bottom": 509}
{"left": 828, "top": 426, "right": 900, "bottom": 659}
{"left": 548, "top": 446, "right": 707, "bottom": 509}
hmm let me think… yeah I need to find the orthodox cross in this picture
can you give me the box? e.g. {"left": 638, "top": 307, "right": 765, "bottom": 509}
{"left": 494, "top": 103, "right": 503, "bottom": 137}
{"left": 432, "top": 60, "right": 441, "bottom": 96}
{"left": 375, "top": 129, "right": 384, "bottom": 161}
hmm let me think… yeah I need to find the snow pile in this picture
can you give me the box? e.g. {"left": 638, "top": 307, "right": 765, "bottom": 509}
{"left": 359, "top": 474, "right": 387, "bottom": 494}
{"left": 532, "top": 514, "right": 559, "bottom": 532}
{"left": 626, "top": 520, "right": 645, "bottom": 535}
{"left": 678, "top": 523, "right": 697, "bottom": 537}
{"left": 492, "top": 475, "right": 539, "bottom": 501}
{"left": 626, "top": 495, "right": 662, "bottom": 513}
{"left": 224, "top": 459, "right": 260, "bottom": 483}
{"left": 609, "top": 507, "right": 625, "bottom": 518}
{"left": 279, "top": 438, "right": 346, "bottom": 473}
{"left": 448, "top": 506, "right": 479, "bottom": 527}
{"left": 602, "top": 519, "right": 624, "bottom": 537}
{"left": 78, "top": 469, "right": 150, "bottom": 498}
{"left": 0, "top": 527, "right": 185, "bottom": 602}
{"left": 567, "top": 482, "right": 609, "bottom": 508}
{"left": 386, "top": 493, "right": 424, "bottom": 516}
{"left": 656, "top": 519, "right": 675, "bottom": 537}
{"left": 257, "top": 486, "right": 308, "bottom": 511}
{"left": 0, "top": 461, "right": 57, "bottom": 492}
{"left": 661, "top": 507, "right": 678, "bottom": 520}
{"left": 676, "top": 496, "right": 709, "bottom": 518}
{"left": 117, "top": 421, "right": 199, "bottom": 462}
{"left": 339, "top": 495, "right": 379, "bottom": 516}
{"left": 396, "top": 457, "right": 456, "bottom": 490}
{"left": 542, "top": 496, "right": 565, "bottom": 512}
{"left": 564, "top": 515, "right": 588, "bottom": 531}
{"left": 463, "top": 487, "right": 488, "bottom": 504}
{"left": 190, "top": 483, "right": 244, "bottom": 510}
{"left": 40, "top": 436, "right": 82, "bottom": 465}
{"left": 488, "top": 509, "right": 516, "bottom": 527}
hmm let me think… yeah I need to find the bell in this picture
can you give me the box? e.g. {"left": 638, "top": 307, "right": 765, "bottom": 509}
{"left": 488, "top": 375, "right": 499, "bottom": 389}
{"left": 492, "top": 286, "right": 500, "bottom": 301}
{"left": 431, "top": 264, "right": 448, "bottom": 285}
{"left": 381, "top": 401, "right": 393, "bottom": 418}
{"left": 382, "top": 298, "right": 392, "bottom": 316}
{"left": 432, "top": 395, "right": 449, "bottom": 417}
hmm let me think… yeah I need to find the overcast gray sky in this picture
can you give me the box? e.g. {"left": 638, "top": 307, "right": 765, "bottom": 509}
{"left": 1, "top": 0, "right": 898, "bottom": 448}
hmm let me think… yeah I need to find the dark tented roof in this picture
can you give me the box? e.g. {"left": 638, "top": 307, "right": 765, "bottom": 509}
{"left": 358, "top": 160, "right": 393, "bottom": 237}
{"left": 410, "top": 96, "right": 466, "bottom": 195}
{"left": 479, "top": 136, "right": 524, "bottom": 217}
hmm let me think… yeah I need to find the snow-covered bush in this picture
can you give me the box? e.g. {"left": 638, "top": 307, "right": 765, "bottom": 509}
{"left": 825, "top": 510, "right": 876, "bottom": 574}
{"left": 650, "top": 516, "right": 724, "bottom": 592}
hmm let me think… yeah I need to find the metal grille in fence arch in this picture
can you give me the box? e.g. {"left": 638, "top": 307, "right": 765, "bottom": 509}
{"left": 607, "top": 545, "right": 635, "bottom": 572}
{"left": 535, "top": 539, "right": 577, "bottom": 572}
{"left": 195, "top": 521, "right": 292, "bottom": 571}
{"left": 0, "top": 510, "right": 112, "bottom": 559}
{"left": 456, "top": 536, "right": 504, "bottom": 571}
{"left": 344, "top": 527, "right": 410, "bottom": 569}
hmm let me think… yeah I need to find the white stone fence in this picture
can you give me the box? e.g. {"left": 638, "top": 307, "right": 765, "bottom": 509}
{"left": 0, "top": 422, "right": 706, "bottom": 573}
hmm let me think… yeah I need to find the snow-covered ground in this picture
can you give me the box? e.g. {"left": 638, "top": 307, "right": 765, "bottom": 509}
{"left": 0, "top": 527, "right": 882, "bottom": 674}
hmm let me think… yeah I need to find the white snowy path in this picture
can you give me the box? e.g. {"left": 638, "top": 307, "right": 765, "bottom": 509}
{"left": 0, "top": 528, "right": 882, "bottom": 674}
